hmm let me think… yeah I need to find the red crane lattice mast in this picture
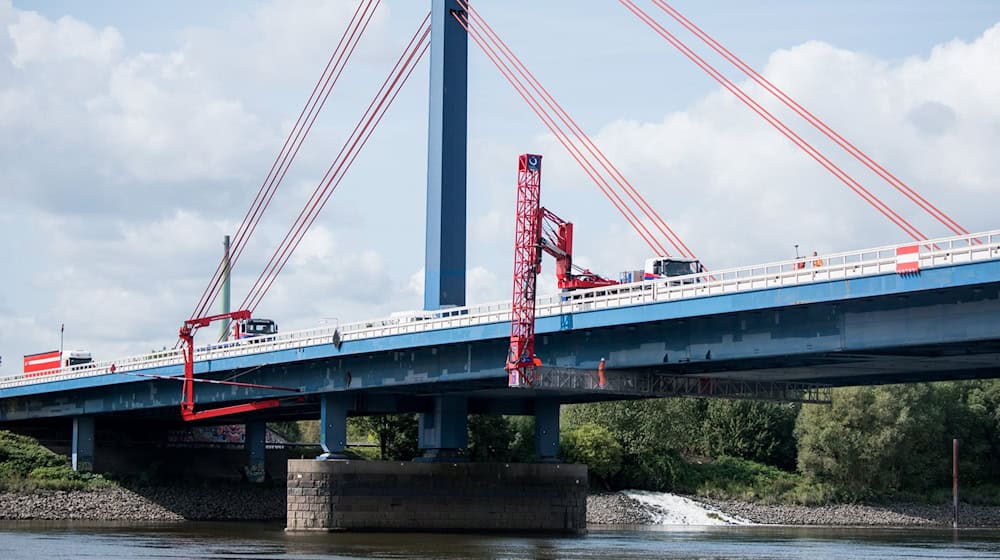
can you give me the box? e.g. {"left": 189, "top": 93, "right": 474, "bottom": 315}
{"left": 507, "top": 154, "right": 617, "bottom": 387}
{"left": 507, "top": 154, "right": 543, "bottom": 387}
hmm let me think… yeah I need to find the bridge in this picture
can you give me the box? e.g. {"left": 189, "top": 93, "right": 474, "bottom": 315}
{"left": 3, "top": 0, "right": 998, "bottom": 533}
{"left": 3, "top": 229, "right": 998, "bottom": 453}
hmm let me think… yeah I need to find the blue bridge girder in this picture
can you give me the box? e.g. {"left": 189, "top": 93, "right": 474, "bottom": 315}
{"left": 2, "top": 250, "right": 1000, "bottom": 424}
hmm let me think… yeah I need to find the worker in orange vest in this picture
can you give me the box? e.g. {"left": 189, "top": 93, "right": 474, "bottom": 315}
{"left": 812, "top": 251, "right": 824, "bottom": 267}
{"left": 598, "top": 357, "right": 606, "bottom": 388}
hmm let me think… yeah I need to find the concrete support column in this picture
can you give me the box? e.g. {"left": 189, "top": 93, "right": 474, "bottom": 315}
{"left": 418, "top": 395, "right": 468, "bottom": 460}
{"left": 245, "top": 420, "right": 267, "bottom": 483}
{"left": 534, "top": 399, "right": 560, "bottom": 462}
{"left": 71, "top": 416, "right": 95, "bottom": 473}
{"left": 318, "top": 393, "right": 350, "bottom": 460}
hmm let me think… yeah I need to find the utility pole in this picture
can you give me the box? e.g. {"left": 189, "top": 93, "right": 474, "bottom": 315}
{"left": 220, "top": 235, "right": 232, "bottom": 341}
{"left": 953, "top": 438, "right": 960, "bottom": 529}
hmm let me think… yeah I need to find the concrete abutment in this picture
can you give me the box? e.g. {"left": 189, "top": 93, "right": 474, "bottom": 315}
{"left": 286, "top": 460, "right": 587, "bottom": 533}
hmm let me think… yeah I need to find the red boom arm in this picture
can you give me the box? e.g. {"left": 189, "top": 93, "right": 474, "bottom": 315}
{"left": 178, "top": 310, "right": 290, "bottom": 421}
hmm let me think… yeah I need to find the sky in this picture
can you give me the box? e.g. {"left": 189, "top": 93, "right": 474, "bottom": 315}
{"left": 2, "top": 0, "right": 1000, "bottom": 374}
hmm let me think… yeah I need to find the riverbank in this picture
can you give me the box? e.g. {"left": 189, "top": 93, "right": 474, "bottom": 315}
{"left": 0, "top": 485, "right": 285, "bottom": 521}
{"left": 4, "top": 484, "right": 999, "bottom": 527}
{"left": 587, "top": 491, "right": 1000, "bottom": 528}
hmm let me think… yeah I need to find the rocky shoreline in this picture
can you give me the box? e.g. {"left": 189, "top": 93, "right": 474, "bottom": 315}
{"left": 588, "top": 491, "right": 1000, "bottom": 528}
{"left": 702, "top": 497, "right": 1000, "bottom": 528}
{"left": 0, "top": 485, "right": 285, "bottom": 521}
{"left": 3, "top": 486, "right": 998, "bottom": 527}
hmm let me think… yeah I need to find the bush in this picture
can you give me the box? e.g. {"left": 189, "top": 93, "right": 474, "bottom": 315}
{"left": 560, "top": 423, "right": 623, "bottom": 485}
{"left": 0, "top": 431, "right": 66, "bottom": 478}
{"left": 28, "top": 465, "right": 76, "bottom": 481}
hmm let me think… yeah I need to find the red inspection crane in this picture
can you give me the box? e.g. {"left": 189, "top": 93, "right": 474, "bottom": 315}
{"left": 178, "top": 310, "right": 299, "bottom": 421}
{"left": 507, "top": 154, "right": 617, "bottom": 387}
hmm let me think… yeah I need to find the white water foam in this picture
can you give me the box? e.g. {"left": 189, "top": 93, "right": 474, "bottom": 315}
{"left": 624, "top": 490, "right": 752, "bottom": 526}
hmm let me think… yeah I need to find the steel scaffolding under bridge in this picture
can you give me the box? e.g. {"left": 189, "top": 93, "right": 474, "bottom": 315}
{"left": 531, "top": 367, "right": 832, "bottom": 404}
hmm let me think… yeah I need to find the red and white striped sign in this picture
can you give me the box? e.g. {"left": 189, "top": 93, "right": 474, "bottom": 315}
{"left": 23, "top": 350, "right": 61, "bottom": 377}
{"left": 895, "top": 245, "right": 920, "bottom": 274}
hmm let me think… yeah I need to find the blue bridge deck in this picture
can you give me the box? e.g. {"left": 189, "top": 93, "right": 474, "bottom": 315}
{"left": 2, "top": 231, "right": 1000, "bottom": 422}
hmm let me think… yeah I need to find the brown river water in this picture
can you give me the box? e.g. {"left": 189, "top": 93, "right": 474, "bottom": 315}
{"left": 2, "top": 521, "right": 1000, "bottom": 559}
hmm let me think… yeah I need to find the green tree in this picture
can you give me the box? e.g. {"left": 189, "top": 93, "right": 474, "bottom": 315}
{"left": 560, "top": 423, "right": 623, "bottom": 486}
{"left": 467, "top": 415, "right": 514, "bottom": 462}
{"left": 563, "top": 399, "right": 706, "bottom": 490}
{"left": 354, "top": 414, "right": 419, "bottom": 460}
{"left": 701, "top": 400, "right": 799, "bottom": 469}
{"left": 268, "top": 421, "right": 302, "bottom": 442}
{"left": 796, "top": 383, "right": 962, "bottom": 498}
{"left": 508, "top": 416, "right": 536, "bottom": 463}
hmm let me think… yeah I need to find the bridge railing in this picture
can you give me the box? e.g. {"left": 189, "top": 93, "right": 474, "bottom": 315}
{"left": 3, "top": 229, "right": 999, "bottom": 390}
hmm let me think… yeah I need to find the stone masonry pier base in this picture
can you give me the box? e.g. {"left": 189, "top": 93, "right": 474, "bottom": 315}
{"left": 286, "top": 460, "right": 587, "bottom": 533}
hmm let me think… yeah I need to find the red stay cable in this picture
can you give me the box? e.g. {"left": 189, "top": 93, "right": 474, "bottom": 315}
{"left": 455, "top": 12, "right": 667, "bottom": 256}
{"left": 246, "top": 26, "right": 431, "bottom": 313}
{"left": 242, "top": 17, "right": 432, "bottom": 312}
{"left": 453, "top": 8, "right": 674, "bottom": 257}
{"left": 189, "top": 0, "right": 380, "bottom": 320}
{"left": 192, "top": 0, "right": 373, "bottom": 320}
{"left": 226, "top": 0, "right": 381, "bottom": 289}
{"left": 652, "top": 0, "right": 968, "bottom": 237}
{"left": 453, "top": 10, "right": 667, "bottom": 256}
{"left": 464, "top": 2, "right": 696, "bottom": 260}
{"left": 620, "top": 0, "right": 927, "bottom": 242}
{"left": 242, "top": 15, "right": 429, "bottom": 311}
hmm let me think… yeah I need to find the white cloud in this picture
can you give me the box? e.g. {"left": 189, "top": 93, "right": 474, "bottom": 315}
{"left": 578, "top": 24, "right": 1000, "bottom": 271}
{"left": 8, "top": 10, "right": 123, "bottom": 68}
{"left": 2, "top": 2, "right": 999, "bottom": 376}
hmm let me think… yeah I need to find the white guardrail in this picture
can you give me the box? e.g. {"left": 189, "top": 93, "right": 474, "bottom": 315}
{"left": 3, "top": 230, "right": 1000, "bottom": 390}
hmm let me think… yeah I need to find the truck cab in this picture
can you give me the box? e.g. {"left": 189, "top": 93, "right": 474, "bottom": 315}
{"left": 237, "top": 318, "right": 278, "bottom": 339}
{"left": 65, "top": 350, "right": 93, "bottom": 367}
{"left": 643, "top": 256, "right": 703, "bottom": 285}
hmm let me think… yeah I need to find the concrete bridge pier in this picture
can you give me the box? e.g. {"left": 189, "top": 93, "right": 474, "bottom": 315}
{"left": 71, "top": 416, "right": 94, "bottom": 473}
{"left": 245, "top": 420, "right": 267, "bottom": 482}
{"left": 534, "top": 399, "right": 560, "bottom": 462}
{"left": 318, "top": 393, "right": 350, "bottom": 460}
{"left": 417, "top": 395, "right": 468, "bottom": 460}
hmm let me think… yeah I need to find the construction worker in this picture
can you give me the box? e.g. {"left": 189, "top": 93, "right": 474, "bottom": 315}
{"left": 812, "top": 251, "right": 824, "bottom": 267}
{"left": 598, "top": 357, "right": 606, "bottom": 388}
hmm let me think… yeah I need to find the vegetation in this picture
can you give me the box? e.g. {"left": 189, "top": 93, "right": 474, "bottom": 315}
{"left": 555, "top": 380, "right": 1000, "bottom": 504}
{"left": 263, "top": 379, "right": 1000, "bottom": 505}
{"left": 353, "top": 414, "right": 420, "bottom": 461}
{"left": 0, "top": 431, "right": 111, "bottom": 492}
{"left": 559, "top": 423, "right": 623, "bottom": 486}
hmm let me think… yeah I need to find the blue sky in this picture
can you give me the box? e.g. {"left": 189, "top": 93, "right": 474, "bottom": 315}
{"left": 2, "top": 0, "right": 1000, "bottom": 373}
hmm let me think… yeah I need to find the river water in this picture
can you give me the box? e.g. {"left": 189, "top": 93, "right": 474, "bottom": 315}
{"left": 1, "top": 522, "right": 999, "bottom": 559}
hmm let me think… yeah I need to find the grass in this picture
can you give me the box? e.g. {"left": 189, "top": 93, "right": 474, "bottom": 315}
{"left": 675, "top": 456, "right": 837, "bottom": 505}
{"left": 0, "top": 430, "right": 115, "bottom": 492}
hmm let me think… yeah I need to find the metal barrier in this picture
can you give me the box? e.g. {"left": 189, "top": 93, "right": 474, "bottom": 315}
{"left": 3, "top": 229, "right": 998, "bottom": 390}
